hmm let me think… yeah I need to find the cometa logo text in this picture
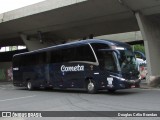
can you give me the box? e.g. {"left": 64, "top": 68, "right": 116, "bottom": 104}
{"left": 61, "top": 65, "right": 84, "bottom": 72}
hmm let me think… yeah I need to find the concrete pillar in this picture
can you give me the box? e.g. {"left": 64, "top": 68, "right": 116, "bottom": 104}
{"left": 20, "top": 33, "right": 50, "bottom": 51}
{"left": 135, "top": 12, "right": 160, "bottom": 81}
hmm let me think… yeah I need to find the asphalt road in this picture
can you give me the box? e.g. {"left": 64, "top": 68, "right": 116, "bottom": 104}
{"left": 0, "top": 82, "right": 160, "bottom": 120}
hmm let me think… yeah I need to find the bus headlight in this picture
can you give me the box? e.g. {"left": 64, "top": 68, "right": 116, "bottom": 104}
{"left": 110, "top": 75, "right": 126, "bottom": 81}
{"left": 119, "top": 77, "right": 126, "bottom": 81}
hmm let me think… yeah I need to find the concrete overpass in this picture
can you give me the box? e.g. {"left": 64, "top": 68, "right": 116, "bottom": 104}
{"left": 96, "top": 31, "right": 143, "bottom": 44}
{"left": 0, "top": 0, "right": 160, "bottom": 80}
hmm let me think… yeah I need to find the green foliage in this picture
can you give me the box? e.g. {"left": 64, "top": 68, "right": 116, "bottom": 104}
{"left": 132, "top": 44, "right": 145, "bottom": 54}
{"left": 0, "top": 69, "right": 5, "bottom": 80}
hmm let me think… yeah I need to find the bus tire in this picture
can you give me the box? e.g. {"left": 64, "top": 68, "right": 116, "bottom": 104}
{"left": 27, "top": 81, "right": 34, "bottom": 90}
{"left": 86, "top": 79, "right": 97, "bottom": 94}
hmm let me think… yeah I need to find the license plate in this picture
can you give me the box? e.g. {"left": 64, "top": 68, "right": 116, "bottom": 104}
{"left": 107, "top": 77, "right": 113, "bottom": 85}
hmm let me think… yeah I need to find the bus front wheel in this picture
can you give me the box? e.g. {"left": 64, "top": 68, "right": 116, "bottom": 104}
{"left": 86, "top": 79, "right": 97, "bottom": 94}
{"left": 27, "top": 81, "right": 34, "bottom": 90}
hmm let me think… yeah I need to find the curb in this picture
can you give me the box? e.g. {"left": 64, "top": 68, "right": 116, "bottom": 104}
{"left": 140, "top": 79, "right": 160, "bottom": 89}
{"left": 0, "top": 81, "right": 13, "bottom": 85}
{"left": 140, "top": 84, "right": 160, "bottom": 89}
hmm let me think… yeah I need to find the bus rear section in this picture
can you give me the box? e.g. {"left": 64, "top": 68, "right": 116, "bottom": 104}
{"left": 12, "top": 52, "right": 53, "bottom": 90}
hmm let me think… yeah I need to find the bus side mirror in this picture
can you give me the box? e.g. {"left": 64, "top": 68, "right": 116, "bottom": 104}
{"left": 134, "top": 51, "right": 146, "bottom": 61}
{"left": 142, "top": 56, "right": 146, "bottom": 61}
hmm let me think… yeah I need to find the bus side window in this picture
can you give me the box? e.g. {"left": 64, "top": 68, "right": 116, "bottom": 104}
{"left": 49, "top": 44, "right": 96, "bottom": 63}
{"left": 61, "top": 47, "right": 76, "bottom": 62}
{"left": 37, "top": 52, "right": 46, "bottom": 65}
{"left": 13, "top": 56, "right": 20, "bottom": 67}
{"left": 49, "top": 47, "right": 76, "bottom": 63}
{"left": 50, "top": 50, "right": 62, "bottom": 63}
{"left": 74, "top": 45, "right": 96, "bottom": 62}
{"left": 24, "top": 54, "right": 35, "bottom": 66}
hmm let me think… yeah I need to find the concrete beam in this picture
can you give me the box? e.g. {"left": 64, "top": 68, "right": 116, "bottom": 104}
{"left": 0, "top": 14, "right": 4, "bottom": 22}
{"left": 95, "top": 31, "right": 142, "bottom": 43}
{"left": 2, "top": 0, "right": 87, "bottom": 22}
{"left": 20, "top": 33, "right": 50, "bottom": 51}
{"left": 135, "top": 12, "right": 160, "bottom": 80}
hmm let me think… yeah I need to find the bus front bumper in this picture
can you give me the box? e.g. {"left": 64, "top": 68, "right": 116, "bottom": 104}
{"left": 107, "top": 79, "right": 141, "bottom": 90}
{"left": 124, "top": 79, "right": 141, "bottom": 88}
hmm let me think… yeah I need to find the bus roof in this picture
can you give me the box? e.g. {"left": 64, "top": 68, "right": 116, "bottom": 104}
{"left": 13, "top": 39, "right": 131, "bottom": 57}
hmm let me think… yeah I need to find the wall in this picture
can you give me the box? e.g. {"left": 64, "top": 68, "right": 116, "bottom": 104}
{"left": 0, "top": 62, "right": 12, "bottom": 81}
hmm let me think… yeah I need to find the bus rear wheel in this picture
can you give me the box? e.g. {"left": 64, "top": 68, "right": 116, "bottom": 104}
{"left": 27, "top": 81, "right": 34, "bottom": 90}
{"left": 86, "top": 79, "right": 97, "bottom": 94}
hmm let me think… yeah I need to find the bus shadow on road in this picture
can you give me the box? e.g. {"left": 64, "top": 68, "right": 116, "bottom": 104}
{"left": 15, "top": 87, "right": 140, "bottom": 95}
{"left": 100, "top": 90, "right": 140, "bottom": 96}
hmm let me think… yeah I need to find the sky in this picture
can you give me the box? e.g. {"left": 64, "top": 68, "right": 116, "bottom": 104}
{"left": 0, "top": 0, "right": 45, "bottom": 14}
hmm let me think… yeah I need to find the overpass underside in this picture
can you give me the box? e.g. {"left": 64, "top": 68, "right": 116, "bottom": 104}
{"left": 0, "top": 0, "right": 160, "bottom": 80}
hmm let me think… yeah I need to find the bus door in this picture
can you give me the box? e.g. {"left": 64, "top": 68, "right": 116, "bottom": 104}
{"left": 44, "top": 52, "right": 52, "bottom": 86}
{"left": 44, "top": 64, "right": 51, "bottom": 85}
{"left": 97, "top": 50, "right": 120, "bottom": 88}
{"left": 36, "top": 52, "right": 52, "bottom": 86}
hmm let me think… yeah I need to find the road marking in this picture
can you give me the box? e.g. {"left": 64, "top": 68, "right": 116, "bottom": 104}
{"left": 0, "top": 95, "right": 36, "bottom": 102}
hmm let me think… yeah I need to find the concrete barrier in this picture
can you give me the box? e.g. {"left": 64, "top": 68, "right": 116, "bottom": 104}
{"left": 148, "top": 76, "right": 160, "bottom": 87}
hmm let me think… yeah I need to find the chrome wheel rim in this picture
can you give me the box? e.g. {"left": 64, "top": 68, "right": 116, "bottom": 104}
{"left": 88, "top": 82, "right": 94, "bottom": 91}
{"left": 27, "top": 82, "right": 31, "bottom": 90}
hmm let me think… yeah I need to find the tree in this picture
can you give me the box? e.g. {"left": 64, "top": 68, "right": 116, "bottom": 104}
{"left": 132, "top": 44, "right": 145, "bottom": 54}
